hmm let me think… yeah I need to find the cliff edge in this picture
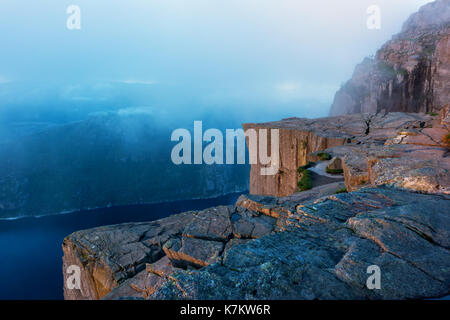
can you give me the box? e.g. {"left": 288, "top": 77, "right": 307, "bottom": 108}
{"left": 62, "top": 107, "right": 450, "bottom": 300}
{"left": 244, "top": 110, "right": 449, "bottom": 197}
{"left": 62, "top": 2, "right": 450, "bottom": 300}
{"left": 63, "top": 186, "right": 450, "bottom": 300}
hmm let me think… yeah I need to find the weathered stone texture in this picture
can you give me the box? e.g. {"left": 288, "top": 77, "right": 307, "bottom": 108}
{"left": 63, "top": 187, "right": 450, "bottom": 300}
{"left": 245, "top": 112, "right": 449, "bottom": 197}
{"left": 330, "top": 0, "right": 450, "bottom": 116}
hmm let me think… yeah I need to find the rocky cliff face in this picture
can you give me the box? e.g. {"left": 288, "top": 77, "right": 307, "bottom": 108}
{"left": 242, "top": 120, "right": 350, "bottom": 197}
{"left": 330, "top": 0, "right": 450, "bottom": 116}
{"left": 245, "top": 111, "right": 449, "bottom": 197}
{"left": 62, "top": 2, "right": 450, "bottom": 300}
{"left": 62, "top": 108, "right": 450, "bottom": 300}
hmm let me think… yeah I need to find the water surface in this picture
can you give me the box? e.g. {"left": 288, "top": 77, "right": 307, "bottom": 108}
{"left": 0, "top": 193, "right": 243, "bottom": 300}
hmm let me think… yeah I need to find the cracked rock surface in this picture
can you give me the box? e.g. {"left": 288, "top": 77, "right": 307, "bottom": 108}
{"left": 62, "top": 110, "right": 449, "bottom": 300}
{"left": 63, "top": 187, "right": 450, "bottom": 300}
{"left": 245, "top": 111, "right": 449, "bottom": 197}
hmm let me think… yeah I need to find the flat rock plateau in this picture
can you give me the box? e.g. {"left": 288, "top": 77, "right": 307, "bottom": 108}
{"left": 62, "top": 1, "right": 450, "bottom": 300}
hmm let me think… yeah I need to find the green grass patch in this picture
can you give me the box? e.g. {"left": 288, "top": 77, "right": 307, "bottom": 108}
{"left": 298, "top": 170, "right": 313, "bottom": 192}
{"left": 376, "top": 61, "right": 396, "bottom": 78}
{"left": 426, "top": 112, "right": 438, "bottom": 116}
{"left": 443, "top": 132, "right": 450, "bottom": 147}
{"left": 396, "top": 68, "right": 408, "bottom": 77}
{"left": 335, "top": 188, "right": 348, "bottom": 194}
{"left": 297, "top": 162, "right": 315, "bottom": 173}
{"left": 326, "top": 167, "right": 344, "bottom": 175}
{"left": 317, "top": 153, "right": 332, "bottom": 161}
{"left": 423, "top": 45, "right": 436, "bottom": 57}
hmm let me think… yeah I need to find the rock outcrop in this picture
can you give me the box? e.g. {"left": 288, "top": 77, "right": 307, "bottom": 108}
{"left": 245, "top": 112, "right": 449, "bottom": 197}
{"left": 330, "top": 0, "right": 450, "bottom": 116}
{"left": 62, "top": 112, "right": 449, "bottom": 300}
{"left": 62, "top": 204, "right": 280, "bottom": 300}
{"left": 242, "top": 118, "right": 352, "bottom": 197}
{"left": 63, "top": 186, "right": 450, "bottom": 300}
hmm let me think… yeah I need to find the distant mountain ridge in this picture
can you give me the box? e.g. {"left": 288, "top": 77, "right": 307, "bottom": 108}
{"left": 0, "top": 113, "right": 249, "bottom": 218}
{"left": 330, "top": 0, "right": 450, "bottom": 116}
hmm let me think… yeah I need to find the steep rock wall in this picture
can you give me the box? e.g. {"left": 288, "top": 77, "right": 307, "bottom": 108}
{"left": 244, "top": 112, "right": 449, "bottom": 197}
{"left": 242, "top": 119, "right": 356, "bottom": 197}
{"left": 330, "top": 0, "right": 450, "bottom": 116}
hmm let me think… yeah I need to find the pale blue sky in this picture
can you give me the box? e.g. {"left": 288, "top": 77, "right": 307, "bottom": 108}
{"left": 0, "top": 0, "right": 434, "bottom": 119}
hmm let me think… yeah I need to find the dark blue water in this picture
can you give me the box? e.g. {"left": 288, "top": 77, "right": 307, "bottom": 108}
{"left": 0, "top": 193, "right": 243, "bottom": 300}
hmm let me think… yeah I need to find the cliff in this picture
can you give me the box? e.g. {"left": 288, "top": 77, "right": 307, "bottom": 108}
{"left": 62, "top": 107, "right": 450, "bottom": 300}
{"left": 244, "top": 110, "right": 449, "bottom": 197}
{"left": 62, "top": 2, "right": 450, "bottom": 300}
{"left": 242, "top": 119, "right": 350, "bottom": 197}
{"left": 330, "top": 0, "right": 450, "bottom": 116}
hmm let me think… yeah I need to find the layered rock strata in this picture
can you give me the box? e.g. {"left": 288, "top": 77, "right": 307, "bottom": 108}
{"left": 245, "top": 111, "right": 449, "bottom": 197}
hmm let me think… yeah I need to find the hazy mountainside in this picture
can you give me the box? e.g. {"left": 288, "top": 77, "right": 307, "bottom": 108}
{"left": 0, "top": 80, "right": 329, "bottom": 219}
{"left": 330, "top": 0, "right": 450, "bottom": 116}
{"left": 0, "top": 114, "right": 249, "bottom": 218}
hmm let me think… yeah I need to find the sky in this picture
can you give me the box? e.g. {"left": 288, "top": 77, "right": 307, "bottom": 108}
{"left": 0, "top": 0, "right": 434, "bottom": 121}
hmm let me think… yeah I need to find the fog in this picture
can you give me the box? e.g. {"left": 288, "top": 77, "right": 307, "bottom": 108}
{"left": 0, "top": 0, "right": 433, "bottom": 125}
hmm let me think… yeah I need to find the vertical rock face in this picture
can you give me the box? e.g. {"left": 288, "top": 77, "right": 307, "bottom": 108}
{"left": 244, "top": 112, "right": 449, "bottom": 197}
{"left": 242, "top": 117, "right": 362, "bottom": 197}
{"left": 329, "top": 0, "right": 450, "bottom": 116}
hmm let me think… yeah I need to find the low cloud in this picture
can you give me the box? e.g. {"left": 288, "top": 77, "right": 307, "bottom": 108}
{"left": 275, "top": 81, "right": 339, "bottom": 103}
{"left": 117, "top": 79, "right": 158, "bottom": 85}
{"left": 117, "top": 106, "right": 156, "bottom": 116}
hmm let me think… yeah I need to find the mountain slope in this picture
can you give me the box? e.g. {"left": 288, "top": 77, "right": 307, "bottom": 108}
{"left": 330, "top": 0, "right": 450, "bottom": 116}
{"left": 0, "top": 114, "right": 249, "bottom": 218}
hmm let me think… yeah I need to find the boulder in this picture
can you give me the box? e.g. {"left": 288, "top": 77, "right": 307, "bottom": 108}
{"left": 327, "top": 157, "right": 343, "bottom": 170}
